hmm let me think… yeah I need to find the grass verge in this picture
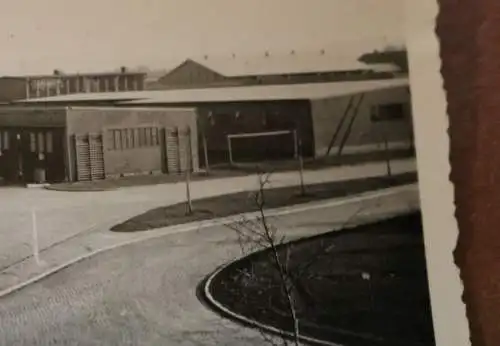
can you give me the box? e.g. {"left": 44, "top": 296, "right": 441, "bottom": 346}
{"left": 110, "top": 172, "right": 417, "bottom": 233}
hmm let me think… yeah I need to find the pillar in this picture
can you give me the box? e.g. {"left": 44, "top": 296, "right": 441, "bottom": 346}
{"left": 435, "top": 0, "right": 500, "bottom": 345}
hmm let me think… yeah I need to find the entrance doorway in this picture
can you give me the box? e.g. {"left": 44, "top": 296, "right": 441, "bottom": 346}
{"left": 0, "top": 127, "right": 66, "bottom": 184}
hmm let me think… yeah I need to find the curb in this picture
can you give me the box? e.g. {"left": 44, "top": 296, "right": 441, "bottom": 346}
{"left": 201, "top": 208, "right": 419, "bottom": 346}
{"left": 0, "top": 184, "right": 417, "bottom": 300}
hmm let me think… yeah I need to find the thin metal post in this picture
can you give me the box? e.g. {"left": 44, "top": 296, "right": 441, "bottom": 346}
{"left": 383, "top": 128, "right": 392, "bottom": 178}
{"left": 227, "top": 135, "right": 233, "bottom": 166}
{"left": 298, "top": 138, "right": 306, "bottom": 196}
{"left": 292, "top": 129, "right": 298, "bottom": 159}
{"left": 31, "top": 209, "right": 41, "bottom": 266}
{"left": 202, "top": 132, "right": 210, "bottom": 173}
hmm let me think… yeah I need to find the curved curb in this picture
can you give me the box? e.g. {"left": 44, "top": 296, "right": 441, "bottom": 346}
{"left": 200, "top": 210, "right": 419, "bottom": 346}
{"left": 202, "top": 254, "right": 344, "bottom": 346}
{"left": 0, "top": 184, "right": 417, "bottom": 300}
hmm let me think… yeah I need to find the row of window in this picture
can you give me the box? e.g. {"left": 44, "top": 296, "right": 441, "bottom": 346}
{"left": 29, "top": 131, "right": 53, "bottom": 154}
{"left": 108, "top": 127, "right": 160, "bottom": 151}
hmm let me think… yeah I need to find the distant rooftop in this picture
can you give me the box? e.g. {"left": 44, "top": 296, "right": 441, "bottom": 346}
{"left": 15, "top": 78, "right": 409, "bottom": 105}
{"left": 1, "top": 71, "right": 147, "bottom": 80}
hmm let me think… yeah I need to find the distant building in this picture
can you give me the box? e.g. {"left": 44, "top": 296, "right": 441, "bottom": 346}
{"left": 151, "top": 54, "right": 402, "bottom": 90}
{"left": 0, "top": 69, "right": 146, "bottom": 103}
{"left": 12, "top": 78, "right": 414, "bottom": 167}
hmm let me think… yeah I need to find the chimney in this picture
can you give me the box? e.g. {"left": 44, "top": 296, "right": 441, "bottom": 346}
{"left": 53, "top": 69, "right": 62, "bottom": 75}
{"left": 120, "top": 66, "right": 127, "bottom": 73}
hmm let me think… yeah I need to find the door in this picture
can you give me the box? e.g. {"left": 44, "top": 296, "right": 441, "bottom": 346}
{"left": 0, "top": 129, "right": 22, "bottom": 183}
{"left": 24, "top": 129, "right": 66, "bottom": 183}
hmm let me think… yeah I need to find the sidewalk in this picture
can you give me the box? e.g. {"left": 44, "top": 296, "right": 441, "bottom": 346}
{"left": 0, "top": 183, "right": 419, "bottom": 297}
{"left": 0, "top": 159, "right": 416, "bottom": 295}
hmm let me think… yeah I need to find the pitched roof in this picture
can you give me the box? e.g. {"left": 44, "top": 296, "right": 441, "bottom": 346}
{"left": 15, "top": 77, "right": 409, "bottom": 105}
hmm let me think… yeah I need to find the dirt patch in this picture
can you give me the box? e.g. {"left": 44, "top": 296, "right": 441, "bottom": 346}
{"left": 110, "top": 172, "right": 417, "bottom": 232}
{"left": 207, "top": 212, "right": 434, "bottom": 346}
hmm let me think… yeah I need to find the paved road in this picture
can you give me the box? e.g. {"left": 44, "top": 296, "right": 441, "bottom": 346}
{"left": 0, "top": 189, "right": 419, "bottom": 346}
{"left": 0, "top": 159, "right": 415, "bottom": 274}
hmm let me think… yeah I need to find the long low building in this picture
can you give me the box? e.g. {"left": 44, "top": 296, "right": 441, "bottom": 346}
{"left": 0, "top": 107, "right": 198, "bottom": 184}
{"left": 9, "top": 77, "right": 413, "bottom": 168}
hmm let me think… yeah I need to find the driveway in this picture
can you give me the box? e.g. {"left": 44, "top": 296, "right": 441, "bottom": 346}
{"left": 0, "top": 159, "right": 416, "bottom": 274}
{"left": 0, "top": 188, "right": 420, "bottom": 346}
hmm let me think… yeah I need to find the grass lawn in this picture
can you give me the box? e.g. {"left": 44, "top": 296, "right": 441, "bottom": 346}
{"left": 110, "top": 172, "right": 417, "bottom": 233}
{"left": 207, "top": 212, "right": 435, "bottom": 346}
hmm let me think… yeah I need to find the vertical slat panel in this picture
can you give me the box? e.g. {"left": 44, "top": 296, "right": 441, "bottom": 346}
{"left": 89, "top": 133, "right": 105, "bottom": 180}
{"left": 166, "top": 128, "right": 179, "bottom": 174}
{"left": 75, "top": 134, "right": 90, "bottom": 181}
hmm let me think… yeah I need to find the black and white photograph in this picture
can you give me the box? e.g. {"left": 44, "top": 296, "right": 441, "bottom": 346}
{"left": 0, "top": 1, "right": 469, "bottom": 346}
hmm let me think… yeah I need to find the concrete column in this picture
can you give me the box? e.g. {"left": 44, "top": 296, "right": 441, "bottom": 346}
{"left": 65, "top": 79, "right": 70, "bottom": 94}
{"left": 124, "top": 76, "right": 128, "bottom": 90}
{"left": 114, "top": 76, "right": 119, "bottom": 91}
{"left": 76, "top": 77, "right": 80, "bottom": 93}
{"left": 104, "top": 78, "right": 109, "bottom": 92}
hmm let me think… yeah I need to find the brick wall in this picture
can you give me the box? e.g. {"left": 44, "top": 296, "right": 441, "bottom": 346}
{"left": 436, "top": 1, "right": 500, "bottom": 345}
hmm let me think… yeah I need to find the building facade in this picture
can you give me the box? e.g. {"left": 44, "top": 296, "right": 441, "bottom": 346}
{"left": 0, "top": 70, "right": 146, "bottom": 103}
{"left": 0, "top": 107, "right": 198, "bottom": 184}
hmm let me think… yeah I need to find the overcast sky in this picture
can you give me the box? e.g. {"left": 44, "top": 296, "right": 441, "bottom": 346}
{"left": 0, "top": 0, "right": 404, "bottom": 75}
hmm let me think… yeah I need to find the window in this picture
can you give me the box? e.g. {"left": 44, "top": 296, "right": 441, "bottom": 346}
{"left": 107, "top": 127, "right": 160, "bottom": 151}
{"left": 0, "top": 131, "right": 8, "bottom": 151}
{"left": 45, "top": 132, "right": 53, "bottom": 153}
{"left": 29, "top": 132, "right": 36, "bottom": 152}
{"left": 3, "top": 131, "right": 8, "bottom": 150}
{"left": 371, "top": 103, "right": 406, "bottom": 122}
{"left": 37, "top": 132, "right": 45, "bottom": 152}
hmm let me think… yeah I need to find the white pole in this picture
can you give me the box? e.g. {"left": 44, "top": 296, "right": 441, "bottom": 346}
{"left": 31, "top": 209, "right": 41, "bottom": 266}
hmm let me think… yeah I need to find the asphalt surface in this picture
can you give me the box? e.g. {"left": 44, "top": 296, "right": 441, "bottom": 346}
{"left": 0, "top": 183, "right": 418, "bottom": 346}
{"left": 0, "top": 225, "right": 265, "bottom": 346}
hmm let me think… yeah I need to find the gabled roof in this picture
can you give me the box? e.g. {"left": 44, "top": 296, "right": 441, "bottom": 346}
{"left": 15, "top": 77, "right": 409, "bottom": 105}
{"left": 158, "top": 59, "right": 224, "bottom": 83}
